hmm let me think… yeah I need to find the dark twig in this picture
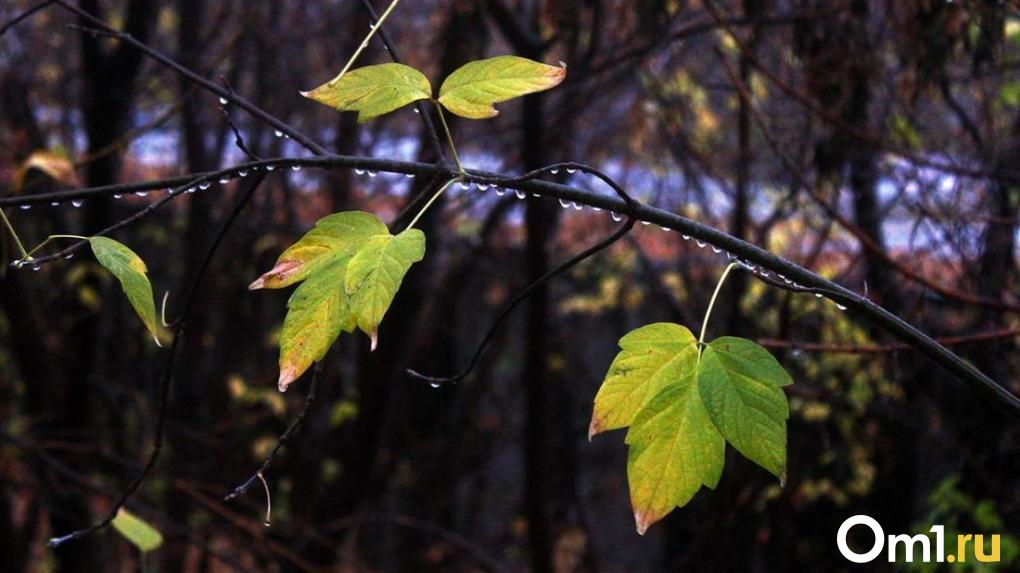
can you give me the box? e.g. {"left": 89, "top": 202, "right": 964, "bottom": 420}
{"left": 52, "top": 0, "right": 328, "bottom": 156}
{"left": 47, "top": 173, "right": 268, "bottom": 548}
{"left": 8, "top": 156, "right": 1020, "bottom": 414}
{"left": 0, "top": 0, "right": 53, "bottom": 36}
{"left": 408, "top": 162, "right": 639, "bottom": 384}
{"left": 219, "top": 77, "right": 261, "bottom": 161}
{"left": 224, "top": 362, "right": 323, "bottom": 504}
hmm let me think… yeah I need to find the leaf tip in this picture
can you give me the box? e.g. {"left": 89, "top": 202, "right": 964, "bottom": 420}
{"left": 779, "top": 469, "right": 788, "bottom": 488}
{"left": 587, "top": 416, "right": 602, "bottom": 441}
{"left": 248, "top": 277, "right": 266, "bottom": 290}
{"left": 369, "top": 331, "right": 378, "bottom": 352}
{"left": 278, "top": 367, "right": 298, "bottom": 393}
{"left": 634, "top": 510, "right": 654, "bottom": 536}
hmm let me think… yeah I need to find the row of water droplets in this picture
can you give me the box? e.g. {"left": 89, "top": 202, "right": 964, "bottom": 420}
{"left": 344, "top": 167, "right": 851, "bottom": 315}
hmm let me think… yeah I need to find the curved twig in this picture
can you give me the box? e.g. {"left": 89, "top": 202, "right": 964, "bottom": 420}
{"left": 47, "top": 173, "right": 269, "bottom": 548}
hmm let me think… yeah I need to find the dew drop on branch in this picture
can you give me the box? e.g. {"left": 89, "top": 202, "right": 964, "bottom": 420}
{"left": 20, "top": 205, "right": 31, "bottom": 210}
{"left": 610, "top": 212, "right": 622, "bottom": 222}
{"left": 274, "top": 130, "right": 284, "bottom": 138}
{"left": 72, "top": 200, "right": 84, "bottom": 208}
{"left": 515, "top": 190, "right": 526, "bottom": 200}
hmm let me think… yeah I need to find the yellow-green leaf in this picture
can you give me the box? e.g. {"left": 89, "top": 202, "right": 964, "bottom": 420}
{"left": 89, "top": 237, "right": 161, "bottom": 346}
{"left": 111, "top": 509, "right": 163, "bottom": 553}
{"left": 277, "top": 257, "right": 354, "bottom": 391}
{"left": 698, "top": 337, "right": 792, "bottom": 479}
{"left": 344, "top": 228, "right": 425, "bottom": 349}
{"left": 589, "top": 323, "right": 697, "bottom": 438}
{"left": 437, "top": 55, "right": 566, "bottom": 119}
{"left": 624, "top": 370, "right": 725, "bottom": 535}
{"left": 302, "top": 63, "right": 432, "bottom": 122}
{"left": 250, "top": 211, "right": 387, "bottom": 290}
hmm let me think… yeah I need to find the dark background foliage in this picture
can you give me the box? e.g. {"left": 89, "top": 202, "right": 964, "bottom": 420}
{"left": 1, "top": 0, "right": 1018, "bottom": 571}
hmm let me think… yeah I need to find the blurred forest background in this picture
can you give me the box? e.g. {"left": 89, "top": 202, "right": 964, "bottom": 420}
{"left": 1, "top": 0, "right": 1019, "bottom": 571}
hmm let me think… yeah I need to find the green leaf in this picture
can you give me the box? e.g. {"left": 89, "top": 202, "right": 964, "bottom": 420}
{"left": 111, "top": 509, "right": 163, "bottom": 553}
{"left": 250, "top": 211, "right": 387, "bottom": 290}
{"left": 277, "top": 257, "right": 355, "bottom": 391}
{"left": 302, "top": 63, "right": 432, "bottom": 122}
{"left": 698, "top": 336, "right": 792, "bottom": 480}
{"left": 589, "top": 323, "right": 698, "bottom": 438}
{"left": 344, "top": 228, "right": 425, "bottom": 349}
{"left": 89, "top": 237, "right": 161, "bottom": 347}
{"left": 438, "top": 55, "right": 566, "bottom": 119}
{"left": 624, "top": 372, "right": 725, "bottom": 535}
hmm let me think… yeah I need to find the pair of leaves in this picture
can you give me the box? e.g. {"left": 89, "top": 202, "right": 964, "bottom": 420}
{"left": 590, "top": 323, "right": 792, "bottom": 534}
{"left": 89, "top": 237, "right": 162, "bottom": 346}
{"left": 250, "top": 211, "right": 424, "bottom": 391}
{"left": 302, "top": 55, "right": 567, "bottom": 122}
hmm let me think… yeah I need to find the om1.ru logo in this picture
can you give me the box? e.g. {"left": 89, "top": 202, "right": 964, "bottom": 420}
{"left": 837, "top": 515, "right": 1002, "bottom": 564}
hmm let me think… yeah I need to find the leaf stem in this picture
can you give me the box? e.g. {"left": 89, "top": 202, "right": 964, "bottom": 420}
{"left": 22, "top": 234, "right": 89, "bottom": 260}
{"left": 407, "top": 177, "right": 460, "bottom": 230}
{"left": 0, "top": 208, "right": 30, "bottom": 260}
{"left": 327, "top": 0, "right": 402, "bottom": 86}
{"left": 699, "top": 262, "right": 739, "bottom": 346}
{"left": 433, "top": 102, "right": 464, "bottom": 173}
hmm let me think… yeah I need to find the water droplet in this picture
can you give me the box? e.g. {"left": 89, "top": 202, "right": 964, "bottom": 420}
{"left": 219, "top": 97, "right": 228, "bottom": 105}
{"left": 31, "top": 262, "right": 41, "bottom": 271}
{"left": 696, "top": 240, "right": 707, "bottom": 248}
{"left": 531, "top": 193, "right": 542, "bottom": 198}
{"left": 20, "top": 205, "right": 31, "bottom": 210}
{"left": 814, "top": 293, "right": 823, "bottom": 298}
{"left": 239, "top": 170, "right": 249, "bottom": 177}
{"left": 495, "top": 188, "right": 506, "bottom": 196}
{"left": 266, "top": 165, "right": 276, "bottom": 171}
{"left": 50, "top": 201, "right": 59, "bottom": 207}
{"left": 186, "top": 187, "right": 196, "bottom": 194}
{"left": 681, "top": 234, "right": 690, "bottom": 240}
{"left": 478, "top": 184, "right": 490, "bottom": 191}
{"left": 660, "top": 226, "right": 670, "bottom": 232}
{"left": 366, "top": 170, "right": 376, "bottom": 177}
{"left": 572, "top": 202, "right": 583, "bottom": 210}
{"left": 274, "top": 130, "right": 284, "bottom": 138}
{"left": 593, "top": 206, "right": 602, "bottom": 211}
{"left": 641, "top": 220, "right": 651, "bottom": 225}
{"left": 550, "top": 168, "right": 559, "bottom": 174}
{"left": 566, "top": 167, "right": 577, "bottom": 174}
{"left": 413, "top": 108, "right": 420, "bottom": 114}
{"left": 559, "top": 199, "right": 570, "bottom": 208}
{"left": 836, "top": 304, "right": 847, "bottom": 310}
{"left": 429, "top": 382, "right": 440, "bottom": 388}
{"left": 218, "top": 177, "right": 230, "bottom": 184}
{"left": 291, "top": 165, "right": 302, "bottom": 172}
{"left": 135, "top": 191, "right": 149, "bottom": 197}
{"left": 611, "top": 212, "right": 622, "bottom": 222}
{"left": 72, "top": 200, "right": 84, "bottom": 208}
{"left": 64, "top": 253, "right": 74, "bottom": 260}
{"left": 355, "top": 169, "right": 365, "bottom": 175}
{"left": 405, "top": 173, "right": 415, "bottom": 178}
{"left": 459, "top": 182, "right": 471, "bottom": 190}
{"left": 759, "top": 270, "right": 770, "bottom": 278}
{"left": 515, "top": 190, "right": 526, "bottom": 200}
{"left": 263, "top": 521, "right": 272, "bottom": 528}
{"left": 199, "top": 182, "right": 211, "bottom": 190}
{"left": 711, "top": 246, "right": 722, "bottom": 253}
{"left": 114, "top": 194, "right": 123, "bottom": 199}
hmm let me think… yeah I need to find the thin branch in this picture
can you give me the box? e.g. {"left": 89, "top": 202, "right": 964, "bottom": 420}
{"left": 0, "top": 0, "right": 53, "bottom": 36}
{"left": 7, "top": 155, "right": 1020, "bottom": 415}
{"left": 224, "top": 362, "right": 323, "bottom": 504}
{"left": 48, "top": 173, "right": 268, "bottom": 548}
{"left": 51, "top": 0, "right": 329, "bottom": 156}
